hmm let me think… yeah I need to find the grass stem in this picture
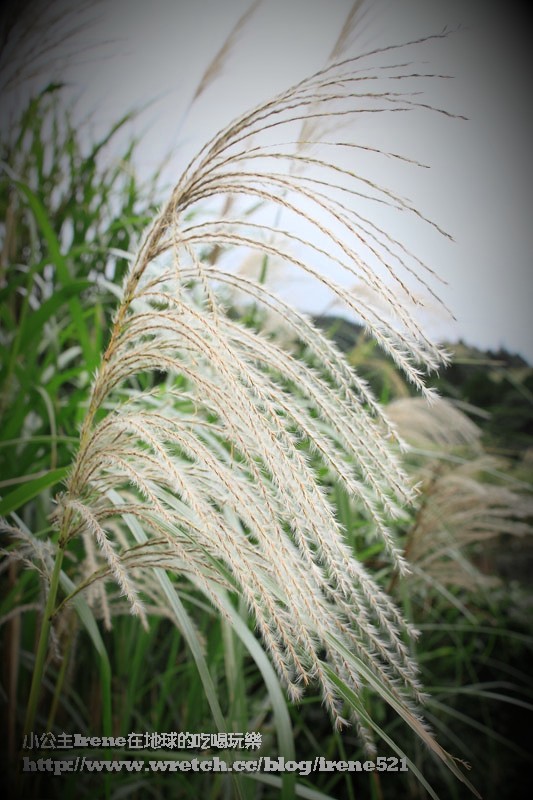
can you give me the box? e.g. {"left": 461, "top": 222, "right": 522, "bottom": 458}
{"left": 23, "top": 545, "right": 65, "bottom": 736}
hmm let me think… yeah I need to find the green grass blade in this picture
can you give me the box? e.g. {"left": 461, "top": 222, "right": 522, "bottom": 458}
{"left": 106, "top": 489, "right": 226, "bottom": 733}
{"left": 0, "top": 467, "right": 67, "bottom": 515}
{"left": 244, "top": 772, "right": 338, "bottom": 799}
{"left": 18, "top": 281, "right": 92, "bottom": 350}
{"left": 323, "top": 633, "right": 481, "bottom": 798}
{"left": 12, "top": 180, "right": 97, "bottom": 370}
{"left": 324, "top": 666, "right": 447, "bottom": 800}
{"left": 213, "top": 587, "right": 296, "bottom": 800}
{"left": 59, "top": 572, "right": 112, "bottom": 800}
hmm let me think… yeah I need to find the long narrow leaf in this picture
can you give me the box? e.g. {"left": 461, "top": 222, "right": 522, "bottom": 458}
{"left": 0, "top": 467, "right": 67, "bottom": 516}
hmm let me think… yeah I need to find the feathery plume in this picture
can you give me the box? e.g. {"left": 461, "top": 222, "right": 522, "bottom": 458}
{"left": 47, "top": 29, "right": 479, "bottom": 794}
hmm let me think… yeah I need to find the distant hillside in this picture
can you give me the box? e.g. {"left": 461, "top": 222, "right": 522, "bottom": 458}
{"left": 313, "top": 314, "right": 533, "bottom": 458}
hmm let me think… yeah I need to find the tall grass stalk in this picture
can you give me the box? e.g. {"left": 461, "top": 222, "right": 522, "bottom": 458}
{"left": 22, "top": 547, "right": 64, "bottom": 736}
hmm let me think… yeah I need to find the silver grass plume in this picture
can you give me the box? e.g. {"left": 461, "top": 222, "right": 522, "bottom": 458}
{"left": 52, "top": 34, "right": 478, "bottom": 792}
{"left": 388, "top": 397, "right": 533, "bottom": 597}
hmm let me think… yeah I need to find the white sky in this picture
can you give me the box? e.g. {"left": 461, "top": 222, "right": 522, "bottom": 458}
{"left": 12, "top": 0, "right": 533, "bottom": 361}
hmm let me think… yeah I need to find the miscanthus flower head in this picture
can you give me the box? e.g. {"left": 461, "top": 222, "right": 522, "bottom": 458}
{"left": 48, "top": 26, "right": 478, "bottom": 793}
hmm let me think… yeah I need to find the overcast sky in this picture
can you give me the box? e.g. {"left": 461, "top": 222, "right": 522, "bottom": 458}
{"left": 6, "top": 0, "right": 533, "bottom": 361}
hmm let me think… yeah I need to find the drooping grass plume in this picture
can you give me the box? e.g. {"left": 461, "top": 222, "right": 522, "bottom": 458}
{"left": 190, "top": 0, "right": 263, "bottom": 105}
{"left": 23, "top": 30, "right": 480, "bottom": 797}
{"left": 388, "top": 396, "right": 533, "bottom": 597}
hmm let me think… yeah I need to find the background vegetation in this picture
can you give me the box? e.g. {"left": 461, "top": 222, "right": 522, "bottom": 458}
{"left": 1, "top": 5, "right": 532, "bottom": 800}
